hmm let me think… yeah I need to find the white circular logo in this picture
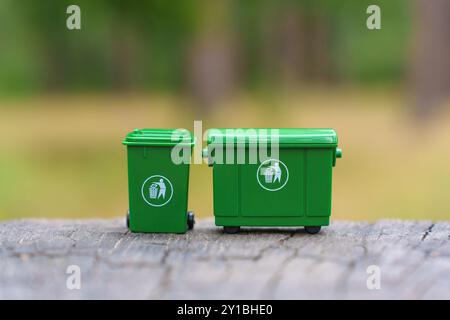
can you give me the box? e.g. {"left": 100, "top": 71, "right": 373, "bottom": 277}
{"left": 141, "top": 175, "right": 173, "bottom": 207}
{"left": 256, "top": 159, "right": 289, "bottom": 192}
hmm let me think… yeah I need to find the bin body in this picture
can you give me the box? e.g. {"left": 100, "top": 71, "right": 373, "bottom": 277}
{"left": 123, "top": 129, "right": 194, "bottom": 233}
{"left": 206, "top": 128, "right": 341, "bottom": 228}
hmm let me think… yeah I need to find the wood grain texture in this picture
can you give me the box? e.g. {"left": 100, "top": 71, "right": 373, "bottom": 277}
{"left": 0, "top": 219, "right": 449, "bottom": 299}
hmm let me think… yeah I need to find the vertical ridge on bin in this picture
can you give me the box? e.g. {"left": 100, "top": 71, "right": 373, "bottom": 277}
{"left": 304, "top": 149, "right": 308, "bottom": 217}
{"left": 326, "top": 150, "right": 333, "bottom": 216}
{"left": 237, "top": 163, "right": 241, "bottom": 217}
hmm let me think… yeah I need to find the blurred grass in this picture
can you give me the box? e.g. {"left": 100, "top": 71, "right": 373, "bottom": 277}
{"left": 1, "top": 89, "right": 450, "bottom": 221}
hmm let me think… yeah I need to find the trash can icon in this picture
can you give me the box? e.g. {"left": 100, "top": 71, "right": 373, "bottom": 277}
{"left": 123, "top": 128, "right": 195, "bottom": 233}
{"left": 204, "top": 128, "right": 342, "bottom": 235}
{"left": 264, "top": 167, "right": 274, "bottom": 183}
{"left": 149, "top": 183, "right": 158, "bottom": 199}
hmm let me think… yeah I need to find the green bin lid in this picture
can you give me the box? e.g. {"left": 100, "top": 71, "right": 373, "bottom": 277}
{"left": 123, "top": 128, "right": 194, "bottom": 147}
{"left": 206, "top": 128, "right": 338, "bottom": 147}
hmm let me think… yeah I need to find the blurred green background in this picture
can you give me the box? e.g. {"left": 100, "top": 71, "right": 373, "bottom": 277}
{"left": 1, "top": 0, "right": 450, "bottom": 221}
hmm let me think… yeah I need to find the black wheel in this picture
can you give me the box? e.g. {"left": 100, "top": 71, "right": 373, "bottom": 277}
{"left": 126, "top": 210, "right": 130, "bottom": 229}
{"left": 305, "top": 226, "right": 321, "bottom": 234}
{"left": 187, "top": 211, "right": 195, "bottom": 230}
{"left": 224, "top": 226, "right": 241, "bottom": 234}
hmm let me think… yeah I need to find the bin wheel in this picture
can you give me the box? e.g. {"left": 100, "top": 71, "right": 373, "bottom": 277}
{"left": 187, "top": 211, "right": 195, "bottom": 230}
{"left": 305, "top": 226, "right": 321, "bottom": 234}
{"left": 224, "top": 226, "right": 241, "bottom": 234}
{"left": 126, "top": 210, "right": 130, "bottom": 229}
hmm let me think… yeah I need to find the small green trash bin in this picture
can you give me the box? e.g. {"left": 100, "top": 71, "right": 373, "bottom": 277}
{"left": 204, "top": 128, "right": 342, "bottom": 234}
{"left": 123, "top": 128, "right": 195, "bottom": 233}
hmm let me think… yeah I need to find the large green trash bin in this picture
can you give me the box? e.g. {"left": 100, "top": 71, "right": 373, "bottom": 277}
{"left": 204, "top": 128, "right": 342, "bottom": 234}
{"left": 123, "top": 128, "right": 195, "bottom": 233}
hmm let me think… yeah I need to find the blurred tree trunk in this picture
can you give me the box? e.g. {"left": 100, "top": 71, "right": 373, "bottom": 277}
{"left": 187, "top": 36, "right": 236, "bottom": 111}
{"left": 44, "top": 39, "right": 67, "bottom": 91}
{"left": 260, "top": 3, "right": 306, "bottom": 88}
{"left": 261, "top": 3, "right": 333, "bottom": 89}
{"left": 309, "top": 14, "right": 333, "bottom": 83}
{"left": 110, "top": 22, "right": 139, "bottom": 91}
{"left": 411, "top": 0, "right": 450, "bottom": 119}
{"left": 186, "top": 0, "right": 236, "bottom": 112}
{"left": 278, "top": 5, "right": 307, "bottom": 86}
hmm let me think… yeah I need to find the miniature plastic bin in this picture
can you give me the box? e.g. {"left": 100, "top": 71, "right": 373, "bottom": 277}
{"left": 123, "top": 128, "right": 195, "bottom": 233}
{"left": 204, "top": 128, "right": 342, "bottom": 234}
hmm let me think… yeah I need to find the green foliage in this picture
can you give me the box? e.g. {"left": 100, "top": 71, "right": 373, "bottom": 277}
{"left": 0, "top": 0, "right": 412, "bottom": 95}
{"left": 333, "top": 0, "right": 411, "bottom": 83}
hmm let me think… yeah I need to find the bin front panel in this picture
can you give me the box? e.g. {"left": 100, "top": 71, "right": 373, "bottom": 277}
{"left": 213, "top": 163, "right": 238, "bottom": 217}
{"left": 211, "top": 147, "right": 335, "bottom": 224}
{"left": 127, "top": 146, "right": 190, "bottom": 233}
{"left": 240, "top": 149, "right": 304, "bottom": 217}
{"left": 208, "top": 128, "right": 339, "bottom": 227}
{"left": 305, "top": 149, "right": 333, "bottom": 217}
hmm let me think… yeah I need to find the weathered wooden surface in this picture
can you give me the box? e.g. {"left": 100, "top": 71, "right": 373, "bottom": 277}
{"left": 0, "top": 218, "right": 449, "bottom": 299}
